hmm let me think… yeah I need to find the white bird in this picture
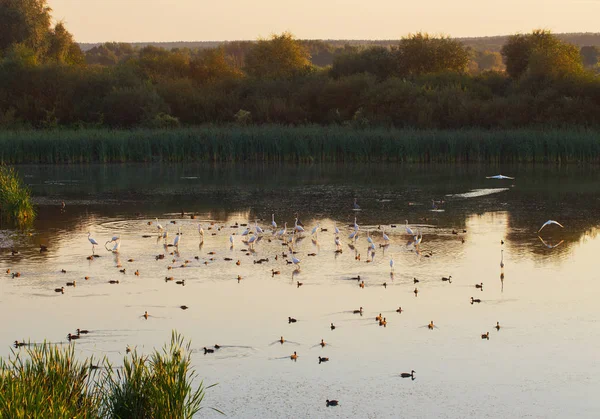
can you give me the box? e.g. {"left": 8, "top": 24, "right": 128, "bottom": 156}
{"left": 368, "top": 242, "right": 375, "bottom": 252}
{"left": 538, "top": 236, "right": 564, "bottom": 249}
{"left": 538, "top": 220, "right": 564, "bottom": 233}
{"left": 162, "top": 230, "right": 168, "bottom": 241}
{"left": 335, "top": 237, "right": 341, "bottom": 250}
{"left": 229, "top": 235, "right": 234, "bottom": 246}
{"left": 353, "top": 217, "right": 359, "bottom": 231}
{"left": 277, "top": 222, "right": 287, "bottom": 238}
{"left": 367, "top": 231, "right": 374, "bottom": 245}
{"left": 486, "top": 174, "right": 515, "bottom": 180}
{"left": 294, "top": 218, "right": 305, "bottom": 233}
{"left": 248, "top": 234, "right": 257, "bottom": 248}
{"left": 382, "top": 228, "right": 390, "bottom": 243}
{"left": 311, "top": 223, "right": 320, "bottom": 237}
{"left": 255, "top": 221, "right": 264, "bottom": 235}
{"left": 105, "top": 235, "right": 120, "bottom": 247}
{"left": 334, "top": 223, "right": 340, "bottom": 235}
{"left": 390, "top": 258, "right": 394, "bottom": 272}
{"left": 112, "top": 239, "right": 121, "bottom": 253}
{"left": 353, "top": 198, "right": 360, "bottom": 210}
{"left": 174, "top": 227, "right": 181, "bottom": 248}
{"left": 500, "top": 249, "right": 504, "bottom": 268}
{"left": 88, "top": 232, "right": 99, "bottom": 252}
{"left": 241, "top": 227, "right": 250, "bottom": 236}
{"left": 197, "top": 223, "right": 204, "bottom": 237}
{"left": 349, "top": 230, "right": 358, "bottom": 241}
{"left": 290, "top": 251, "right": 301, "bottom": 268}
{"left": 271, "top": 214, "right": 277, "bottom": 230}
{"left": 405, "top": 220, "right": 414, "bottom": 236}
{"left": 414, "top": 230, "right": 423, "bottom": 246}
{"left": 155, "top": 218, "right": 163, "bottom": 231}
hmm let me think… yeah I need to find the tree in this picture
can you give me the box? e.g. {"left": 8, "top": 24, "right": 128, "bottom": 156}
{"left": 394, "top": 33, "right": 470, "bottom": 76}
{"left": 580, "top": 46, "right": 599, "bottom": 68}
{"left": 501, "top": 30, "right": 583, "bottom": 79}
{"left": 190, "top": 47, "right": 242, "bottom": 84}
{"left": 47, "top": 22, "right": 84, "bottom": 65}
{"left": 0, "top": 0, "right": 52, "bottom": 58}
{"left": 331, "top": 46, "right": 395, "bottom": 80}
{"left": 244, "top": 32, "right": 312, "bottom": 79}
{"left": 134, "top": 46, "right": 190, "bottom": 81}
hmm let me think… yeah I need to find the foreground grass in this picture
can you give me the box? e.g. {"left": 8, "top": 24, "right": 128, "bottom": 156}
{"left": 0, "top": 332, "right": 218, "bottom": 419}
{"left": 0, "top": 165, "right": 35, "bottom": 225}
{"left": 0, "top": 126, "right": 599, "bottom": 164}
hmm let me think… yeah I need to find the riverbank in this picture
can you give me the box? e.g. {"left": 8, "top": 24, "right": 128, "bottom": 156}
{"left": 1, "top": 126, "right": 599, "bottom": 164}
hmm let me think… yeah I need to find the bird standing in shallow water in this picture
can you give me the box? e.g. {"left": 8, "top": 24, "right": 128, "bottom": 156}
{"left": 88, "top": 233, "right": 99, "bottom": 253}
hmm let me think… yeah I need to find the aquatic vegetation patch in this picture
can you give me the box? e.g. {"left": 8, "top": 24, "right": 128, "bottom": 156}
{"left": 0, "top": 165, "right": 35, "bottom": 225}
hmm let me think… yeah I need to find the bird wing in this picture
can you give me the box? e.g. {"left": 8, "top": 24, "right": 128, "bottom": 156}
{"left": 538, "top": 220, "right": 564, "bottom": 233}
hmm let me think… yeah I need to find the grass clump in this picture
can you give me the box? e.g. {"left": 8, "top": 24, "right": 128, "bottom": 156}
{"left": 0, "top": 332, "right": 218, "bottom": 419}
{"left": 0, "top": 165, "right": 35, "bottom": 224}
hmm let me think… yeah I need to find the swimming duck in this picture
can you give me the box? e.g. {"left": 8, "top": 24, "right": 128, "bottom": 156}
{"left": 143, "top": 311, "right": 149, "bottom": 319}
{"left": 413, "top": 278, "right": 419, "bottom": 284}
{"left": 14, "top": 340, "right": 26, "bottom": 348}
{"left": 359, "top": 281, "right": 365, "bottom": 288}
{"left": 77, "top": 329, "right": 89, "bottom": 335}
{"left": 351, "top": 275, "right": 361, "bottom": 281}
{"left": 12, "top": 272, "right": 21, "bottom": 278}
{"left": 85, "top": 276, "right": 90, "bottom": 280}
{"left": 475, "top": 283, "right": 483, "bottom": 289}
{"left": 109, "top": 280, "right": 119, "bottom": 284}
{"left": 165, "top": 276, "right": 174, "bottom": 281}
{"left": 288, "top": 317, "right": 297, "bottom": 323}
{"left": 471, "top": 297, "right": 481, "bottom": 304}
{"left": 271, "top": 269, "right": 280, "bottom": 277}
{"left": 495, "top": 321, "right": 501, "bottom": 331}
{"left": 353, "top": 307, "right": 363, "bottom": 314}
{"left": 375, "top": 313, "right": 382, "bottom": 321}
{"left": 414, "top": 288, "right": 419, "bottom": 296}
{"left": 319, "top": 356, "right": 329, "bottom": 364}
{"left": 441, "top": 275, "right": 452, "bottom": 283}
{"left": 135, "top": 270, "right": 140, "bottom": 276}
{"left": 379, "top": 318, "right": 387, "bottom": 327}
{"left": 119, "top": 269, "right": 126, "bottom": 274}
{"left": 290, "top": 351, "right": 298, "bottom": 360}
{"left": 382, "top": 282, "right": 387, "bottom": 288}
{"left": 55, "top": 287, "right": 65, "bottom": 294}
{"left": 428, "top": 321, "right": 434, "bottom": 329}
{"left": 5, "top": 269, "right": 9, "bottom": 274}
{"left": 320, "top": 339, "right": 326, "bottom": 347}
{"left": 175, "top": 279, "right": 185, "bottom": 285}
{"left": 67, "top": 333, "right": 80, "bottom": 341}
{"left": 401, "top": 370, "right": 415, "bottom": 378}
{"left": 40, "top": 245, "right": 48, "bottom": 252}
{"left": 326, "top": 400, "right": 339, "bottom": 407}
{"left": 214, "top": 344, "right": 221, "bottom": 350}
{"left": 396, "top": 307, "right": 403, "bottom": 313}
{"left": 203, "top": 347, "right": 214, "bottom": 354}
{"left": 180, "top": 305, "right": 189, "bottom": 310}
{"left": 481, "top": 332, "right": 489, "bottom": 340}
{"left": 330, "top": 323, "right": 336, "bottom": 330}
{"left": 66, "top": 281, "right": 76, "bottom": 287}
{"left": 61, "top": 269, "right": 67, "bottom": 273}
{"left": 279, "top": 336, "right": 285, "bottom": 344}
{"left": 297, "top": 281, "right": 303, "bottom": 287}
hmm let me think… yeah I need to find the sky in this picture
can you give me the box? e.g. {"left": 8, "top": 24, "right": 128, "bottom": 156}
{"left": 47, "top": 0, "right": 600, "bottom": 43}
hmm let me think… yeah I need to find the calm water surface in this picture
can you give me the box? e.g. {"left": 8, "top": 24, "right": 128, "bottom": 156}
{"left": 1, "top": 164, "right": 599, "bottom": 418}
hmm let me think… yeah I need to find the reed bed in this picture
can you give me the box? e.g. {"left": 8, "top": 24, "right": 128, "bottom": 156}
{"left": 0, "top": 332, "right": 217, "bottom": 419}
{"left": 0, "top": 126, "right": 599, "bottom": 164}
{"left": 0, "top": 165, "right": 35, "bottom": 224}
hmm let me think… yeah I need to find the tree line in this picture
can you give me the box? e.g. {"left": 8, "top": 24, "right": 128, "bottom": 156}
{"left": 1, "top": 0, "right": 600, "bottom": 129}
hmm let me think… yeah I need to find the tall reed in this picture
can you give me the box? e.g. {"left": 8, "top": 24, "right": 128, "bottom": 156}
{"left": 0, "top": 126, "right": 599, "bottom": 164}
{"left": 0, "top": 165, "right": 35, "bottom": 225}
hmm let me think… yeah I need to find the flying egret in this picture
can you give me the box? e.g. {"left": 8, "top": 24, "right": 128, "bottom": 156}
{"left": 486, "top": 174, "right": 515, "bottom": 180}
{"left": 255, "top": 221, "right": 264, "bottom": 235}
{"left": 88, "top": 232, "right": 99, "bottom": 253}
{"left": 271, "top": 214, "right": 277, "bottom": 230}
{"left": 538, "top": 220, "right": 564, "bottom": 233}
{"left": 353, "top": 198, "right": 360, "bottom": 210}
{"left": 405, "top": 220, "right": 414, "bottom": 236}
{"left": 155, "top": 218, "right": 163, "bottom": 231}
{"left": 334, "top": 223, "right": 340, "bottom": 236}
{"left": 174, "top": 227, "right": 181, "bottom": 248}
{"left": 382, "top": 228, "right": 390, "bottom": 243}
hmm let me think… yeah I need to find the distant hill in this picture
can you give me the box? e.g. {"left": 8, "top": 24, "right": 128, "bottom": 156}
{"left": 78, "top": 33, "right": 600, "bottom": 52}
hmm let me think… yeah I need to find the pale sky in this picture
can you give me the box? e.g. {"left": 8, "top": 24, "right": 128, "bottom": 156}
{"left": 47, "top": 0, "right": 600, "bottom": 42}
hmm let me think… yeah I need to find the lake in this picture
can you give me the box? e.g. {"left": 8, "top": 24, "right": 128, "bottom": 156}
{"left": 1, "top": 164, "right": 599, "bottom": 418}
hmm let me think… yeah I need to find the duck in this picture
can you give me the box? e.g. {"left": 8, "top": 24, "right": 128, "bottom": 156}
{"left": 318, "top": 356, "right": 329, "bottom": 364}
{"left": 297, "top": 281, "right": 303, "bottom": 288}
{"left": 203, "top": 347, "right": 214, "bottom": 354}
{"left": 475, "top": 283, "right": 483, "bottom": 289}
{"left": 359, "top": 281, "right": 365, "bottom": 288}
{"left": 77, "top": 328, "right": 89, "bottom": 335}
{"left": 495, "top": 321, "right": 501, "bottom": 331}
{"left": 66, "top": 281, "right": 76, "bottom": 287}
{"left": 330, "top": 323, "right": 336, "bottom": 331}
{"left": 135, "top": 270, "right": 140, "bottom": 276}
{"left": 175, "top": 279, "right": 185, "bottom": 285}
{"left": 61, "top": 269, "right": 67, "bottom": 273}
{"left": 414, "top": 288, "right": 419, "bottom": 296}
{"left": 5, "top": 269, "right": 10, "bottom": 274}
{"left": 14, "top": 340, "right": 26, "bottom": 348}
{"left": 288, "top": 317, "right": 297, "bottom": 324}
{"left": 428, "top": 321, "right": 434, "bottom": 329}
{"left": 67, "top": 333, "right": 80, "bottom": 341}
{"left": 413, "top": 278, "right": 419, "bottom": 284}
{"left": 382, "top": 282, "right": 387, "bottom": 288}
{"left": 214, "top": 344, "right": 221, "bottom": 350}
{"left": 320, "top": 339, "right": 326, "bottom": 347}
{"left": 375, "top": 313, "right": 382, "bottom": 321}
{"left": 165, "top": 276, "right": 174, "bottom": 282}
{"left": 143, "top": 311, "right": 149, "bottom": 319}
{"left": 109, "top": 280, "right": 119, "bottom": 284}
{"left": 119, "top": 269, "right": 126, "bottom": 274}
{"left": 290, "top": 351, "right": 298, "bottom": 360}
{"left": 12, "top": 272, "right": 21, "bottom": 278}
{"left": 271, "top": 269, "right": 280, "bottom": 277}
{"left": 396, "top": 306, "right": 403, "bottom": 313}
{"left": 471, "top": 297, "right": 481, "bottom": 304}
{"left": 441, "top": 275, "right": 452, "bottom": 283}
{"left": 379, "top": 317, "right": 387, "bottom": 327}
{"left": 279, "top": 336, "right": 285, "bottom": 344}
{"left": 326, "top": 400, "right": 339, "bottom": 407}
{"left": 180, "top": 305, "right": 189, "bottom": 310}
{"left": 401, "top": 370, "right": 415, "bottom": 378}
{"left": 351, "top": 275, "right": 361, "bottom": 281}
{"left": 55, "top": 287, "right": 65, "bottom": 294}
{"left": 481, "top": 332, "right": 490, "bottom": 340}
{"left": 40, "top": 244, "right": 48, "bottom": 252}
{"left": 353, "top": 307, "right": 363, "bottom": 314}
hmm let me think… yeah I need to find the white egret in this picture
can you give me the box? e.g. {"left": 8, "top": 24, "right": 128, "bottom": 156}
{"left": 155, "top": 218, "right": 163, "bottom": 231}
{"left": 538, "top": 220, "right": 564, "bottom": 233}
{"left": 112, "top": 239, "right": 121, "bottom": 253}
{"left": 248, "top": 234, "right": 257, "bottom": 248}
{"left": 88, "top": 232, "right": 99, "bottom": 252}
{"left": 382, "top": 228, "right": 390, "bottom": 243}
{"left": 334, "top": 223, "right": 340, "bottom": 235}
{"left": 390, "top": 258, "right": 394, "bottom": 272}
{"left": 367, "top": 231, "right": 374, "bottom": 245}
{"left": 294, "top": 218, "right": 305, "bottom": 233}
{"left": 174, "top": 227, "right": 181, "bottom": 248}
{"left": 197, "top": 223, "right": 204, "bottom": 237}
{"left": 349, "top": 230, "right": 358, "bottom": 241}
{"left": 405, "top": 220, "right": 414, "bottom": 236}
{"left": 500, "top": 249, "right": 504, "bottom": 268}
{"left": 335, "top": 237, "right": 341, "bottom": 250}
{"left": 241, "top": 227, "right": 250, "bottom": 236}
{"left": 311, "top": 223, "right": 320, "bottom": 238}
{"left": 414, "top": 230, "right": 423, "bottom": 246}
{"left": 353, "top": 198, "right": 360, "bottom": 210}
{"left": 290, "top": 251, "right": 301, "bottom": 269}
{"left": 271, "top": 214, "right": 277, "bottom": 230}
{"left": 229, "top": 235, "right": 234, "bottom": 246}
{"left": 354, "top": 217, "right": 359, "bottom": 231}
{"left": 277, "top": 222, "right": 287, "bottom": 238}
{"left": 486, "top": 174, "right": 515, "bottom": 180}
{"left": 255, "top": 221, "right": 264, "bottom": 235}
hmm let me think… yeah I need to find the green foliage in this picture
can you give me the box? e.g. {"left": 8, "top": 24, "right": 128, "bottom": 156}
{"left": 395, "top": 33, "right": 470, "bottom": 76}
{"left": 580, "top": 46, "right": 599, "bottom": 67}
{"left": 245, "top": 32, "right": 312, "bottom": 79}
{"left": 0, "top": 165, "right": 35, "bottom": 224}
{"left": 331, "top": 46, "right": 395, "bottom": 79}
{"left": 234, "top": 109, "right": 252, "bottom": 125}
{"left": 190, "top": 47, "right": 243, "bottom": 84}
{"left": 502, "top": 30, "right": 584, "bottom": 79}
